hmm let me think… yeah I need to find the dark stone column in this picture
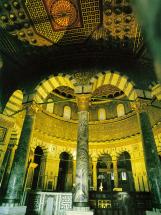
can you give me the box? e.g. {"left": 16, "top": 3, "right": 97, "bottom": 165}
{"left": 134, "top": 99, "right": 161, "bottom": 208}
{"left": 0, "top": 147, "right": 12, "bottom": 187}
{"left": 2, "top": 103, "right": 37, "bottom": 205}
{"left": 0, "top": 143, "right": 15, "bottom": 195}
{"left": 0, "top": 54, "right": 3, "bottom": 113}
{"left": 73, "top": 94, "right": 91, "bottom": 208}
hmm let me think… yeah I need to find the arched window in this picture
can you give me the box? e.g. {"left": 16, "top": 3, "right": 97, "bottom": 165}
{"left": 63, "top": 106, "right": 71, "bottom": 120}
{"left": 46, "top": 99, "right": 54, "bottom": 113}
{"left": 98, "top": 108, "right": 106, "bottom": 120}
{"left": 117, "top": 104, "right": 125, "bottom": 117}
{"left": 57, "top": 152, "right": 73, "bottom": 191}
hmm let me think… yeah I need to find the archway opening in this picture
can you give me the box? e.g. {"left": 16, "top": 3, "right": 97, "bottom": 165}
{"left": 32, "top": 146, "right": 44, "bottom": 190}
{"left": 97, "top": 154, "right": 113, "bottom": 191}
{"left": 118, "top": 151, "right": 134, "bottom": 191}
{"left": 57, "top": 152, "right": 73, "bottom": 192}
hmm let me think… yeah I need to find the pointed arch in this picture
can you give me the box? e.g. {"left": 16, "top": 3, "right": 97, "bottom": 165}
{"left": 3, "top": 90, "right": 23, "bottom": 116}
{"left": 33, "top": 74, "right": 76, "bottom": 103}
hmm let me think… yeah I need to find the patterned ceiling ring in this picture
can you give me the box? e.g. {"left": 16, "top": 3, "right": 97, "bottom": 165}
{"left": 50, "top": 0, "right": 78, "bottom": 28}
{"left": 34, "top": 74, "right": 76, "bottom": 103}
{"left": 89, "top": 71, "right": 138, "bottom": 100}
{"left": 3, "top": 90, "right": 23, "bottom": 116}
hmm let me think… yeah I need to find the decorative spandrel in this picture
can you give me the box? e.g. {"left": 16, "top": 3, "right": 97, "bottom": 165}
{"left": 0, "top": 127, "right": 7, "bottom": 143}
{"left": 130, "top": 99, "right": 151, "bottom": 113}
{"left": 24, "top": 102, "right": 41, "bottom": 116}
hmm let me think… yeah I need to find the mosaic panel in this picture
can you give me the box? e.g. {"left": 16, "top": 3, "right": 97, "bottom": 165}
{"left": 59, "top": 194, "right": 72, "bottom": 210}
{"left": 42, "top": 0, "right": 82, "bottom": 31}
{"left": 25, "top": 0, "right": 101, "bottom": 44}
{"left": 0, "top": 126, "right": 7, "bottom": 143}
{"left": 25, "top": 0, "right": 65, "bottom": 42}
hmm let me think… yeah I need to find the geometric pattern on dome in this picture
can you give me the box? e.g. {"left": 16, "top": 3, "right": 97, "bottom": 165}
{"left": 43, "top": 0, "right": 81, "bottom": 31}
{"left": 93, "top": 84, "right": 124, "bottom": 98}
{"left": 0, "top": 0, "right": 143, "bottom": 52}
{"left": 92, "top": 0, "right": 143, "bottom": 53}
{"left": 24, "top": 0, "right": 100, "bottom": 44}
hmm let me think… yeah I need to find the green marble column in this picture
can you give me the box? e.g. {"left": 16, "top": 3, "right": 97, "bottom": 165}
{"left": 0, "top": 147, "right": 11, "bottom": 187}
{"left": 3, "top": 103, "right": 37, "bottom": 205}
{"left": 0, "top": 54, "right": 3, "bottom": 113}
{"left": 0, "top": 143, "right": 15, "bottom": 194}
{"left": 135, "top": 100, "right": 161, "bottom": 208}
{"left": 73, "top": 94, "right": 91, "bottom": 208}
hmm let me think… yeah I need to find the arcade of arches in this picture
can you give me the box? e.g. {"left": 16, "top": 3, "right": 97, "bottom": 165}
{"left": 0, "top": 71, "right": 161, "bottom": 215}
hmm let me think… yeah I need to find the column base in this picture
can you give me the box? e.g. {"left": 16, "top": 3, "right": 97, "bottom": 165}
{"left": 146, "top": 210, "right": 161, "bottom": 214}
{"left": 0, "top": 206, "right": 26, "bottom": 215}
{"left": 146, "top": 212, "right": 161, "bottom": 215}
{"left": 66, "top": 207, "right": 94, "bottom": 215}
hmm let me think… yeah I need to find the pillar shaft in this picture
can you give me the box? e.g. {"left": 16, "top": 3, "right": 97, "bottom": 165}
{"left": 92, "top": 161, "right": 97, "bottom": 191}
{"left": 73, "top": 160, "right": 76, "bottom": 185}
{"left": 0, "top": 147, "right": 12, "bottom": 188}
{"left": 3, "top": 104, "right": 37, "bottom": 204}
{"left": 54, "top": 159, "right": 60, "bottom": 190}
{"left": 74, "top": 94, "right": 91, "bottom": 207}
{"left": 113, "top": 160, "right": 118, "bottom": 188}
{"left": 134, "top": 100, "right": 161, "bottom": 208}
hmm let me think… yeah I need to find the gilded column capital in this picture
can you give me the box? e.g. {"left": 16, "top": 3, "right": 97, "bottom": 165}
{"left": 130, "top": 98, "right": 151, "bottom": 113}
{"left": 92, "top": 157, "right": 98, "bottom": 163}
{"left": 24, "top": 102, "right": 41, "bottom": 115}
{"left": 76, "top": 94, "right": 91, "bottom": 111}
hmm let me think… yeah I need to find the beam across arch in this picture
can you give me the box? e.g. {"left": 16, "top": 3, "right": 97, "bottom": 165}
{"left": 90, "top": 71, "right": 138, "bottom": 100}
{"left": 33, "top": 74, "right": 76, "bottom": 103}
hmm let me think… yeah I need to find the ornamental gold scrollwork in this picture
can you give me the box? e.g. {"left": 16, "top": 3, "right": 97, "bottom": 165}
{"left": 24, "top": 102, "right": 42, "bottom": 115}
{"left": 98, "top": 200, "right": 112, "bottom": 208}
{"left": 130, "top": 99, "right": 151, "bottom": 113}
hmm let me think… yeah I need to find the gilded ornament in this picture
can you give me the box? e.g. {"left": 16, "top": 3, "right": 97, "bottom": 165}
{"left": 76, "top": 94, "right": 91, "bottom": 111}
{"left": 130, "top": 99, "right": 151, "bottom": 113}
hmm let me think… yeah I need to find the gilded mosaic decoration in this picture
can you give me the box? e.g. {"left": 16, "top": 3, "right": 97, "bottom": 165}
{"left": 42, "top": 0, "right": 82, "bottom": 31}
{"left": 0, "top": 127, "right": 7, "bottom": 143}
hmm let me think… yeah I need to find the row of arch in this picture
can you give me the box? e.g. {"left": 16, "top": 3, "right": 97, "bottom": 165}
{"left": 3, "top": 71, "right": 149, "bottom": 116}
{"left": 46, "top": 102, "right": 125, "bottom": 120}
{"left": 30, "top": 147, "right": 135, "bottom": 192}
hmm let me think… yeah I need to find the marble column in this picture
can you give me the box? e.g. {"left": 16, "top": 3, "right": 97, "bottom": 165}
{"left": 113, "top": 159, "right": 119, "bottom": 188}
{"left": 73, "top": 160, "right": 76, "bottom": 185}
{"left": 0, "top": 143, "right": 16, "bottom": 193}
{"left": 133, "top": 99, "right": 161, "bottom": 208}
{"left": 54, "top": 158, "right": 60, "bottom": 190}
{"left": 0, "top": 54, "right": 3, "bottom": 114}
{"left": 73, "top": 94, "right": 91, "bottom": 208}
{"left": 92, "top": 160, "right": 97, "bottom": 191}
{"left": 0, "top": 145, "right": 12, "bottom": 187}
{"left": 2, "top": 103, "right": 38, "bottom": 205}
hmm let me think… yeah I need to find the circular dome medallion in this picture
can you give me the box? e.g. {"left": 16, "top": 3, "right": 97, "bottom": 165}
{"left": 50, "top": 0, "right": 77, "bottom": 28}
